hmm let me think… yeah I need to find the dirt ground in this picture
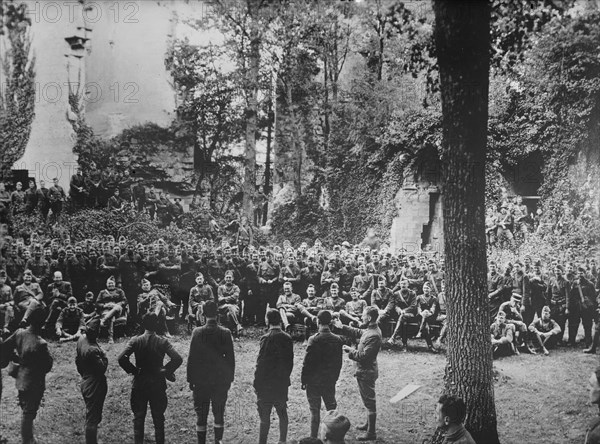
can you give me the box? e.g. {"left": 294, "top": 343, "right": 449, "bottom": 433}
{"left": 0, "top": 326, "right": 597, "bottom": 444}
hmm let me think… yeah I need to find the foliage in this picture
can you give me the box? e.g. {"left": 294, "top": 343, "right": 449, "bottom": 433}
{"left": 271, "top": 190, "right": 331, "bottom": 245}
{"left": 0, "top": 0, "right": 35, "bottom": 176}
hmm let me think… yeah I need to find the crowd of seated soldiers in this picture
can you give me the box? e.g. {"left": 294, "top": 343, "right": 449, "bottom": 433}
{"left": 0, "top": 231, "right": 598, "bottom": 357}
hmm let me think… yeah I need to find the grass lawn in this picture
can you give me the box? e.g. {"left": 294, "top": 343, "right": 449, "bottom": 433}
{"left": 0, "top": 326, "right": 596, "bottom": 444}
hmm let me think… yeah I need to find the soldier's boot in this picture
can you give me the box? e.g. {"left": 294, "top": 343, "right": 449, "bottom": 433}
{"left": 214, "top": 424, "right": 224, "bottom": 443}
{"left": 309, "top": 409, "right": 320, "bottom": 438}
{"left": 196, "top": 425, "right": 207, "bottom": 444}
{"left": 133, "top": 420, "right": 144, "bottom": 444}
{"left": 85, "top": 425, "right": 98, "bottom": 444}
{"left": 155, "top": 424, "right": 165, "bottom": 444}
{"left": 584, "top": 328, "right": 600, "bottom": 353}
{"left": 21, "top": 413, "right": 36, "bottom": 444}
{"left": 356, "top": 413, "right": 377, "bottom": 441}
{"left": 107, "top": 322, "right": 115, "bottom": 344}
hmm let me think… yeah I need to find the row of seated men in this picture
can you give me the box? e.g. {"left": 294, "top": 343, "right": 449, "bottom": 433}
{"left": 0, "top": 262, "right": 448, "bottom": 353}
{"left": 488, "top": 259, "right": 600, "bottom": 355}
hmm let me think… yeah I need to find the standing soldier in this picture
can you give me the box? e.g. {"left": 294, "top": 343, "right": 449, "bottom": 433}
{"left": 2, "top": 303, "right": 53, "bottom": 444}
{"left": 301, "top": 310, "right": 343, "bottom": 439}
{"left": 146, "top": 185, "right": 159, "bottom": 221}
{"left": 333, "top": 306, "right": 382, "bottom": 441}
{"left": 254, "top": 309, "right": 294, "bottom": 444}
{"left": 548, "top": 264, "right": 568, "bottom": 341}
{"left": 36, "top": 180, "right": 50, "bottom": 222}
{"left": 187, "top": 301, "right": 235, "bottom": 444}
{"left": 48, "top": 177, "right": 66, "bottom": 225}
{"left": 76, "top": 319, "right": 108, "bottom": 444}
{"left": 118, "top": 313, "right": 183, "bottom": 444}
{"left": 132, "top": 179, "right": 147, "bottom": 213}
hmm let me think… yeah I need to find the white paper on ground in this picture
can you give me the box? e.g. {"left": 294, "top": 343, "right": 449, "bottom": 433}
{"left": 389, "top": 384, "right": 421, "bottom": 403}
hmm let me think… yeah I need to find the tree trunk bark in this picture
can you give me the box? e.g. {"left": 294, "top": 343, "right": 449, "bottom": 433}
{"left": 433, "top": 1, "right": 499, "bottom": 443}
{"left": 263, "top": 100, "right": 273, "bottom": 223}
{"left": 243, "top": 26, "right": 260, "bottom": 220}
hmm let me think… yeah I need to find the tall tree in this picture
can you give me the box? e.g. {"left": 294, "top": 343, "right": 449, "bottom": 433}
{"left": 433, "top": 1, "right": 499, "bottom": 443}
{"left": 0, "top": 0, "right": 35, "bottom": 176}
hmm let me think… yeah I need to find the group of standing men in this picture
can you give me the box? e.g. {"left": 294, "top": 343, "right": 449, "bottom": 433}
{"left": 0, "top": 298, "right": 385, "bottom": 444}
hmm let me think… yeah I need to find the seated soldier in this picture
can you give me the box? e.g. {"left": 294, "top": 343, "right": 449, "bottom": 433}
{"left": 528, "top": 305, "right": 562, "bottom": 356}
{"left": 499, "top": 293, "right": 532, "bottom": 354}
{"left": 137, "top": 278, "right": 175, "bottom": 337}
{"left": 56, "top": 296, "right": 85, "bottom": 342}
{"left": 339, "top": 287, "right": 367, "bottom": 326}
{"left": 14, "top": 269, "right": 44, "bottom": 326}
{"left": 491, "top": 310, "right": 517, "bottom": 357}
{"left": 435, "top": 394, "right": 476, "bottom": 444}
{"left": 218, "top": 270, "right": 243, "bottom": 334}
{"left": 79, "top": 291, "right": 97, "bottom": 322}
{"left": 434, "top": 281, "right": 448, "bottom": 348}
{"left": 415, "top": 282, "right": 439, "bottom": 352}
{"left": 96, "top": 276, "right": 128, "bottom": 343}
{"left": 387, "top": 279, "right": 418, "bottom": 349}
{"left": 370, "top": 277, "right": 393, "bottom": 310}
{"left": 188, "top": 271, "right": 214, "bottom": 326}
{"left": 276, "top": 281, "right": 301, "bottom": 331}
{"left": 44, "top": 271, "right": 73, "bottom": 331}
{"left": 329, "top": 284, "right": 346, "bottom": 318}
{"left": 296, "top": 284, "right": 334, "bottom": 344}
{"left": 0, "top": 269, "right": 14, "bottom": 333}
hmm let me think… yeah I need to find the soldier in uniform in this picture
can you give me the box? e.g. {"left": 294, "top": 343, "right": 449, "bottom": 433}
{"left": 137, "top": 279, "right": 175, "bottom": 337}
{"left": 491, "top": 310, "right": 517, "bottom": 357}
{"left": 333, "top": 306, "right": 382, "bottom": 441}
{"left": 188, "top": 272, "right": 215, "bottom": 326}
{"left": 0, "top": 270, "right": 14, "bottom": 333}
{"left": 56, "top": 296, "right": 85, "bottom": 342}
{"left": 296, "top": 284, "right": 334, "bottom": 344}
{"left": 276, "top": 281, "right": 301, "bottom": 331}
{"left": 25, "top": 245, "right": 50, "bottom": 290}
{"left": 301, "top": 310, "right": 343, "bottom": 438}
{"left": 401, "top": 256, "right": 425, "bottom": 292}
{"left": 254, "top": 309, "right": 294, "bottom": 444}
{"left": 2, "top": 303, "right": 53, "bottom": 444}
{"left": 217, "top": 270, "right": 242, "bottom": 334}
{"left": 97, "top": 276, "right": 128, "bottom": 343}
{"left": 146, "top": 185, "right": 159, "bottom": 220}
{"left": 339, "top": 287, "right": 367, "bottom": 326}
{"left": 23, "top": 180, "right": 38, "bottom": 215}
{"left": 118, "top": 313, "right": 183, "bottom": 444}
{"left": 415, "top": 282, "right": 440, "bottom": 352}
{"left": 548, "top": 264, "right": 568, "bottom": 341}
{"left": 48, "top": 177, "right": 66, "bottom": 225}
{"left": 70, "top": 170, "right": 88, "bottom": 210}
{"left": 132, "top": 179, "right": 146, "bottom": 213}
{"left": 387, "top": 279, "right": 418, "bottom": 348}
{"left": 369, "top": 277, "right": 393, "bottom": 310}
{"left": 352, "top": 265, "right": 374, "bottom": 303}
{"left": 528, "top": 305, "right": 562, "bottom": 356}
{"left": 187, "top": 301, "right": 235, "bottom": 444}
{"left": 14, "top": 270, "right": 44, "bottom": 326}
{"left": 44, "top": 271, "right": 73, "bottom": 332}
{"left": 300, "top": 257, "right": 322, "bottom": 297}
{"left": 76, "top": 319, "right": 108, "bottom": 444}
{"left": 35, "top": 180, "right": 50, "bottom": 222}
{"left": 257, "top": 251, "right": 279, "bottom": 325}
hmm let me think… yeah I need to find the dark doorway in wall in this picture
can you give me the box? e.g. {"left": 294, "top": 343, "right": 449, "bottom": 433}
{"left": 502, "top": 152, "right": 543, "bottom": 198}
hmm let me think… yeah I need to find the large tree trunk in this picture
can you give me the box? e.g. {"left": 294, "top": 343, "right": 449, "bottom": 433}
{"left": 433, "top": 1, "right": 499, "bottom": 443}
{"left": 242, "top": 26, "right": 260, "bottom": 220}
